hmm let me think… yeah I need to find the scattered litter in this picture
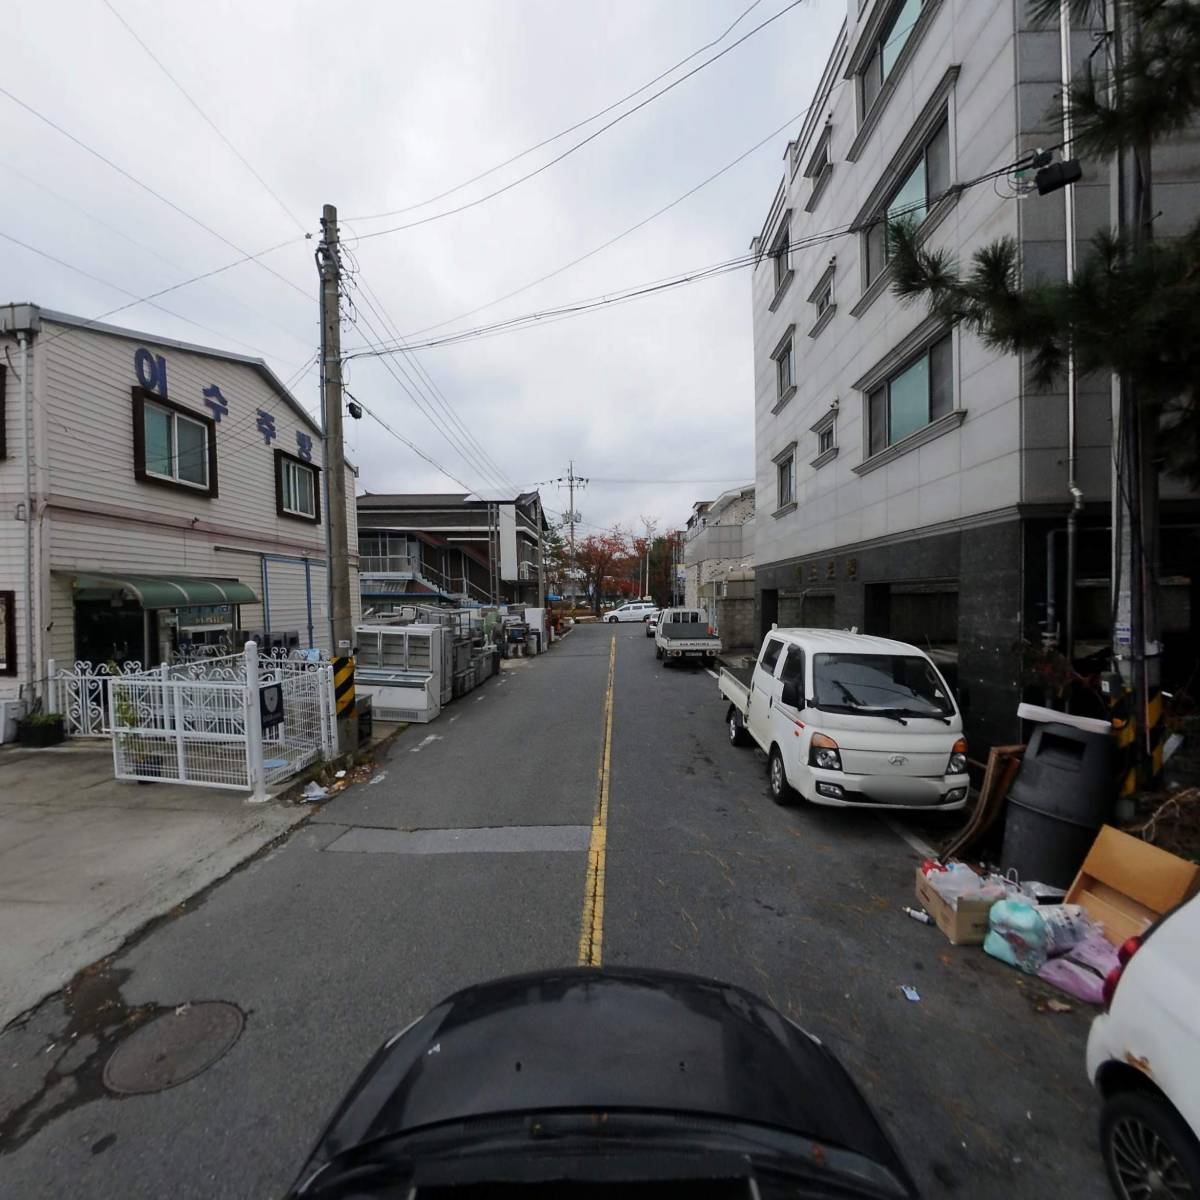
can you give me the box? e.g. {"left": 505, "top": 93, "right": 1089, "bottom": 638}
{"left": 902, "top": 906, "right": 932, "bottom": 925}
{"left": 335, "top": 770, "right": 347, "bottom": 779}
{"left": 174, "top": 1003, "right": 190, "bottom": 1016}
{"left": 899, "top": 985, "right": 921, "bottom": 1002}
{"left": 300, "top": 781, "right": 329, "bottom": 802}
{"left": 1046, "top": 999, "right": 1073, "bottom": 1013}
{"left": 426, "top": 1042, "right": 441, "bottom": 1056}
{"left": 368, "top": 771, "right": 388, "bottom": 786}
{"left": 43, "top": 1043, "right": 56, "bottom": 1054}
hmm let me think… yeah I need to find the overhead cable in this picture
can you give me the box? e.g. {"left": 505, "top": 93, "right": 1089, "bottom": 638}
{"left": 350, "top": 0, "right": 809, "bottom": 242}
{"left": 346, "top": 0, "right": 766, "bottom": 222}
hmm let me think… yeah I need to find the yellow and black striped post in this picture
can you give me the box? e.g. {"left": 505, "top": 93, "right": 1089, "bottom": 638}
{"left": 1107, "top": 681, "right": 1164, "bottom": 798}
{"left": 332, "top": 656, "right": 356, "bottom": 722}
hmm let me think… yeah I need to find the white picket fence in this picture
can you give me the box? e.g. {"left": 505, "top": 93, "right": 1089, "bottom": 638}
{"left": 99, "top": 644, "right": 336, "bottom": 799}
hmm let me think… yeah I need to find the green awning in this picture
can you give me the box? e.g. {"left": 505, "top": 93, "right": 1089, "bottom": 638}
{"left": 67, "top": 573, "right": 259, "bottom": 609}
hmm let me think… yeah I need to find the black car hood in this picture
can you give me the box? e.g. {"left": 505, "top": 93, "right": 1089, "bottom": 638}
{"left": 298, "top": 967, "right": 911, "bottom": 1187}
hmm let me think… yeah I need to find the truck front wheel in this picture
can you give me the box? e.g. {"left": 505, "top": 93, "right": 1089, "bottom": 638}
{"left": 768, "top": 747, "right": 796, "bottom": 805}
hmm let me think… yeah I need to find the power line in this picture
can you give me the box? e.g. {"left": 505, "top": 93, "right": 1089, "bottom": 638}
{"left": 398, "top": 4, "right": 960, "bottom": 342}
{"left": 403, "top": 101, "right": 816, "bottom": 340}
{"left": 0, "top": 84, "right": 310, "bottom": 301}
{"left": 100, "top": 0, "right": 308, "bottom": 236}
{"left": 353, "top": 395, "right": 476, "bottom": 493}
{"left": 350, "top": 0, "right": 809, "bottom": 242}
{"left": 341, "top": 250, "right": 521, "bottom": 494}
{"left": 0, "top": 157, "right": 317, "bottom": 356}
{"left": 346, "top": 0, "right": 766, "bottom": 222}
{"left": 344, "top": 301, "right": 510, "bottom": 497}
{"left": 348, "top": 152, "right": 1053, "bottom": 358}
{"left": 0, "top": 228, "right": 310, "bottom": 369}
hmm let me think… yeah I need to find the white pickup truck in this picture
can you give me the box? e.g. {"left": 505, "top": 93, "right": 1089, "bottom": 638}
{"left": 654, "top": 608, "right": 722, "bottom": 665}
{"left": 719, "top": 628, "right": 969, "bottom": 810}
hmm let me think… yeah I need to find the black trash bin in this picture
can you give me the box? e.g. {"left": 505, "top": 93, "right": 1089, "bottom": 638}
{"left": 1000, "top": 721, "right": 1114, "bottom": 889}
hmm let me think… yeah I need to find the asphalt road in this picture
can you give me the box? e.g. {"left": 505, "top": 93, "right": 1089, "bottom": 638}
{"left": 0, "top": 622, "right": 1108, "bottom": 1197}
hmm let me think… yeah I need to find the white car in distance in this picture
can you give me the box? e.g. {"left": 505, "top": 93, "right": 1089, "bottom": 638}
{"left": 604, "top": 601, "right": 658, "bottom": 624}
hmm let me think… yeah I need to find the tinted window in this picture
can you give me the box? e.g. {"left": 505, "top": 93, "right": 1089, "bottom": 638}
{"left": 760, "top": 639, "right": 785, "bottom": 673}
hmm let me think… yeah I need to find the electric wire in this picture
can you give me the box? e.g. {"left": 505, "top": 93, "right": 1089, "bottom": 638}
{"left": 0, "top": 228, "right": 310, "bottom": 369}
{"left": 340, "top": 245, "right": 521, "bottom": 494}
{"left": 99, "top": 0, "right": 308, "bottom": 236}
{"left": 0, "top": 84, "right": 310, "bottom": 301}
{"left": 349, "top": 151, "right": 1057, "bottom": 359}
{"left": 350, "top": 0, "right": 809, "bottom": 242}
{"left": 346, "top": 0, "right": 767, "bottom": 222}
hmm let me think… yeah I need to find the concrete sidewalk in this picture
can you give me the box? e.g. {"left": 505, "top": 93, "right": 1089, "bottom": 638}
{"left": 0, "top": 743, "right": 307, "bottom": 1028}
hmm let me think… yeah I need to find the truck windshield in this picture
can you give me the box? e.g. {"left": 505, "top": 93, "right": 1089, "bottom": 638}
{"left": 812, "top": 653, "right": 954, "bottom": 718}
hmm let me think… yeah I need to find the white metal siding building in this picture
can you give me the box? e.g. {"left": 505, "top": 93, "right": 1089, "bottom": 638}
{"left": 0, "top": 304, "right": 361, "bottom": 699}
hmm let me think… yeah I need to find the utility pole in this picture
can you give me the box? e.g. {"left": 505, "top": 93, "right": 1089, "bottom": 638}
{"left": 564, "top": 459, "right": 588, "bottom": 602}
{"left": 318, "top": 203, "right": 357, "bottom": 754}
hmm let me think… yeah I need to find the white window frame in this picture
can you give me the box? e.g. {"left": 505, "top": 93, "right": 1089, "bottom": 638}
{"left": 281, "top": 457, "right": 317, "bottom": 518}
{"left": 144, "top": 400, "right": 210, "bottom": 490}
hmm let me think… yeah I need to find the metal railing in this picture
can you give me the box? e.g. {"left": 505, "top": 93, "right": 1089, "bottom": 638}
{"left": 359, "top": 554, "right": 418, "bottom": 576}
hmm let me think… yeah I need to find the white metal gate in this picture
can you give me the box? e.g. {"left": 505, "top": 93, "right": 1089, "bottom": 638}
{"left": 48, "top": 659, "right": 144, "bottom": 737}
{"left": 109, "top": 644, "right": 336, "bottom": 797}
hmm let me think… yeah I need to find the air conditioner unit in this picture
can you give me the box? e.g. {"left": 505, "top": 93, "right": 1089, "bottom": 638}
{"left": 358, "top": 676, "right": 441, "bottom": 724}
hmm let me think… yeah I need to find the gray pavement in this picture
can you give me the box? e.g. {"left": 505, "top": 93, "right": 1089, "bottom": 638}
{"left": 0, "top": 624, "right": 1108, "bottom": 1197}
{"left": 0, "top": 744, "right": 307, "bottom": 1027}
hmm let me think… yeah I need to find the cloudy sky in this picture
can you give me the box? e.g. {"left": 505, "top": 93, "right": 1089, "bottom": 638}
{"left": 4, "top": 0, "right": 846, "bottom": 535}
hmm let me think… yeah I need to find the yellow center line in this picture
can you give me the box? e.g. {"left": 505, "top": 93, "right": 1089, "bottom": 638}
{"left": 578, "top": 633, "right": 616, "bottom": 966}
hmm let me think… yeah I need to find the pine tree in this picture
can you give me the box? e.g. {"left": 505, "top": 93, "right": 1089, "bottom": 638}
{"left": 889, "top": 0, "right": 1200, "bottom": 482}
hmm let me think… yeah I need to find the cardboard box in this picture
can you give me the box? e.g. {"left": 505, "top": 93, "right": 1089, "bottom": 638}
{"left": 914, "top": 866, "right": 998, "bottom": 945}
{"left": 1065, "top": 825, "right": 1200, "bottom": 945}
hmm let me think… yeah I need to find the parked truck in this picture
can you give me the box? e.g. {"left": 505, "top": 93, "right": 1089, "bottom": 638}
{"left": 655, "top": 608, "right": 721, "bottom": 666}
{"left": 719, "top": 628, "right": 969, "bottom": 810}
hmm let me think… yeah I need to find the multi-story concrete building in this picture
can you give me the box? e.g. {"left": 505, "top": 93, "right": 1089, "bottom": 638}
{"left": 357, "top": 491, "right": 547, "bottom": 611}
{"left": 750, "top": 0, "right": 1200, "bottom": 748}
{"left": 682, "top": 485, "right": 755, "bottom": 619}
{"left": 0, "top": 303, "right": 360, "bottom": 701}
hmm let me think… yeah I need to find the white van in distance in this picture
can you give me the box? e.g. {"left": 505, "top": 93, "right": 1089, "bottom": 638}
{"left": 720, "top": 628, "right": 969, "bottom": 810}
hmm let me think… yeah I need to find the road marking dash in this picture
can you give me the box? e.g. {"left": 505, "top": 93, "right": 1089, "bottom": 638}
{"left": 578, "top": 633, "right": 616, "bottom": 967}
{"left": 409, "top": 734, "right": 443, "bottom": 754}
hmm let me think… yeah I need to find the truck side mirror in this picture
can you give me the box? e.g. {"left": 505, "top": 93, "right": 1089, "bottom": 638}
{"left": 780, "top": 680, "right": 802, "bottom": 708}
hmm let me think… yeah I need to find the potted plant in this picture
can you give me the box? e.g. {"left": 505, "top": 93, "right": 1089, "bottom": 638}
{"left": 17, "top": 710, "right": 66, "bottom": 748}
{"left": 113, "top": 692, "right": 165, "bottom": 778}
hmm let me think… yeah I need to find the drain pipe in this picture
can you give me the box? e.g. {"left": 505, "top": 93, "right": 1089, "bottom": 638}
{"left": 1061, "top": 0, "right": 1084, "bottom": 664}
{"left": 19, "top": 330, "right": 35, "bottom": 696}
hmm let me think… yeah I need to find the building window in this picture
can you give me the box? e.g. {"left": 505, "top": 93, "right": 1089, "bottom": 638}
{"left": 772, "top": 218, "right": 791, "bottom": 291}
{"left": 864, "top": 115, "right": 950, "bottom": 284}
{"left": 274, "top": 448, "right": 321, "bottom": 523}
{"left": 776, "top": 337, "right": 794, "bottom": 397}
{"left": 861, "top": 0, "right": 924, "bottom": 114}
{"left": 145, "top": 401, "right": 208, "bottom": 487}
{"left": 867, "top": 333, "right": 953, "bottom": 455}
{"left": 810, "top": 405, "right": 838, "bottom": 468}
{"left": 814, "top": 278, "right": 833, "bottom": 319}
{"left": 132, "top": 388, "right": 218, "bottom": 496}
{"left": 777, "top": 453, "right": 795, "bottom": 508}
{"left": 819, "top": 426, "right": 835, "bottom": 455}
{"left": 0, "top": 590, "right": 14, "bottom": 676}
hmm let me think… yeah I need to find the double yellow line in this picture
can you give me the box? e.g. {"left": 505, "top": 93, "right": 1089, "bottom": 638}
{"left": 577, "top": 634, "right": 615, "bottom": 966}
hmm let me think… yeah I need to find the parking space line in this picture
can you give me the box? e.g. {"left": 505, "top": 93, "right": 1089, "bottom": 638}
{"left": 881, "top": 816, "right": 935, "bottom": 859}
{"left": 577, "top": 634, "right": 616, "bottom": 967}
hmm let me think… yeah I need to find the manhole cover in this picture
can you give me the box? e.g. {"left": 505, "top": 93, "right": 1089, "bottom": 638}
{"left": 103, "top": 1002, "right": 244, "bottom": 1095}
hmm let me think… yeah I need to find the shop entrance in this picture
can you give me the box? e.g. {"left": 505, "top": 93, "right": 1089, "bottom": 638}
{"left": 75, "top": 601, "right": 154, "bottom": 667}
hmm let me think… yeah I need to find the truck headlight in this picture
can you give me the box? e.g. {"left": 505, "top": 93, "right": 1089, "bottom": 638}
{"left": 809, "top": 733, "right": 842, "bottom": 771}
{"left": 947, "top": 737, "right": 967, "bottom": 775}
